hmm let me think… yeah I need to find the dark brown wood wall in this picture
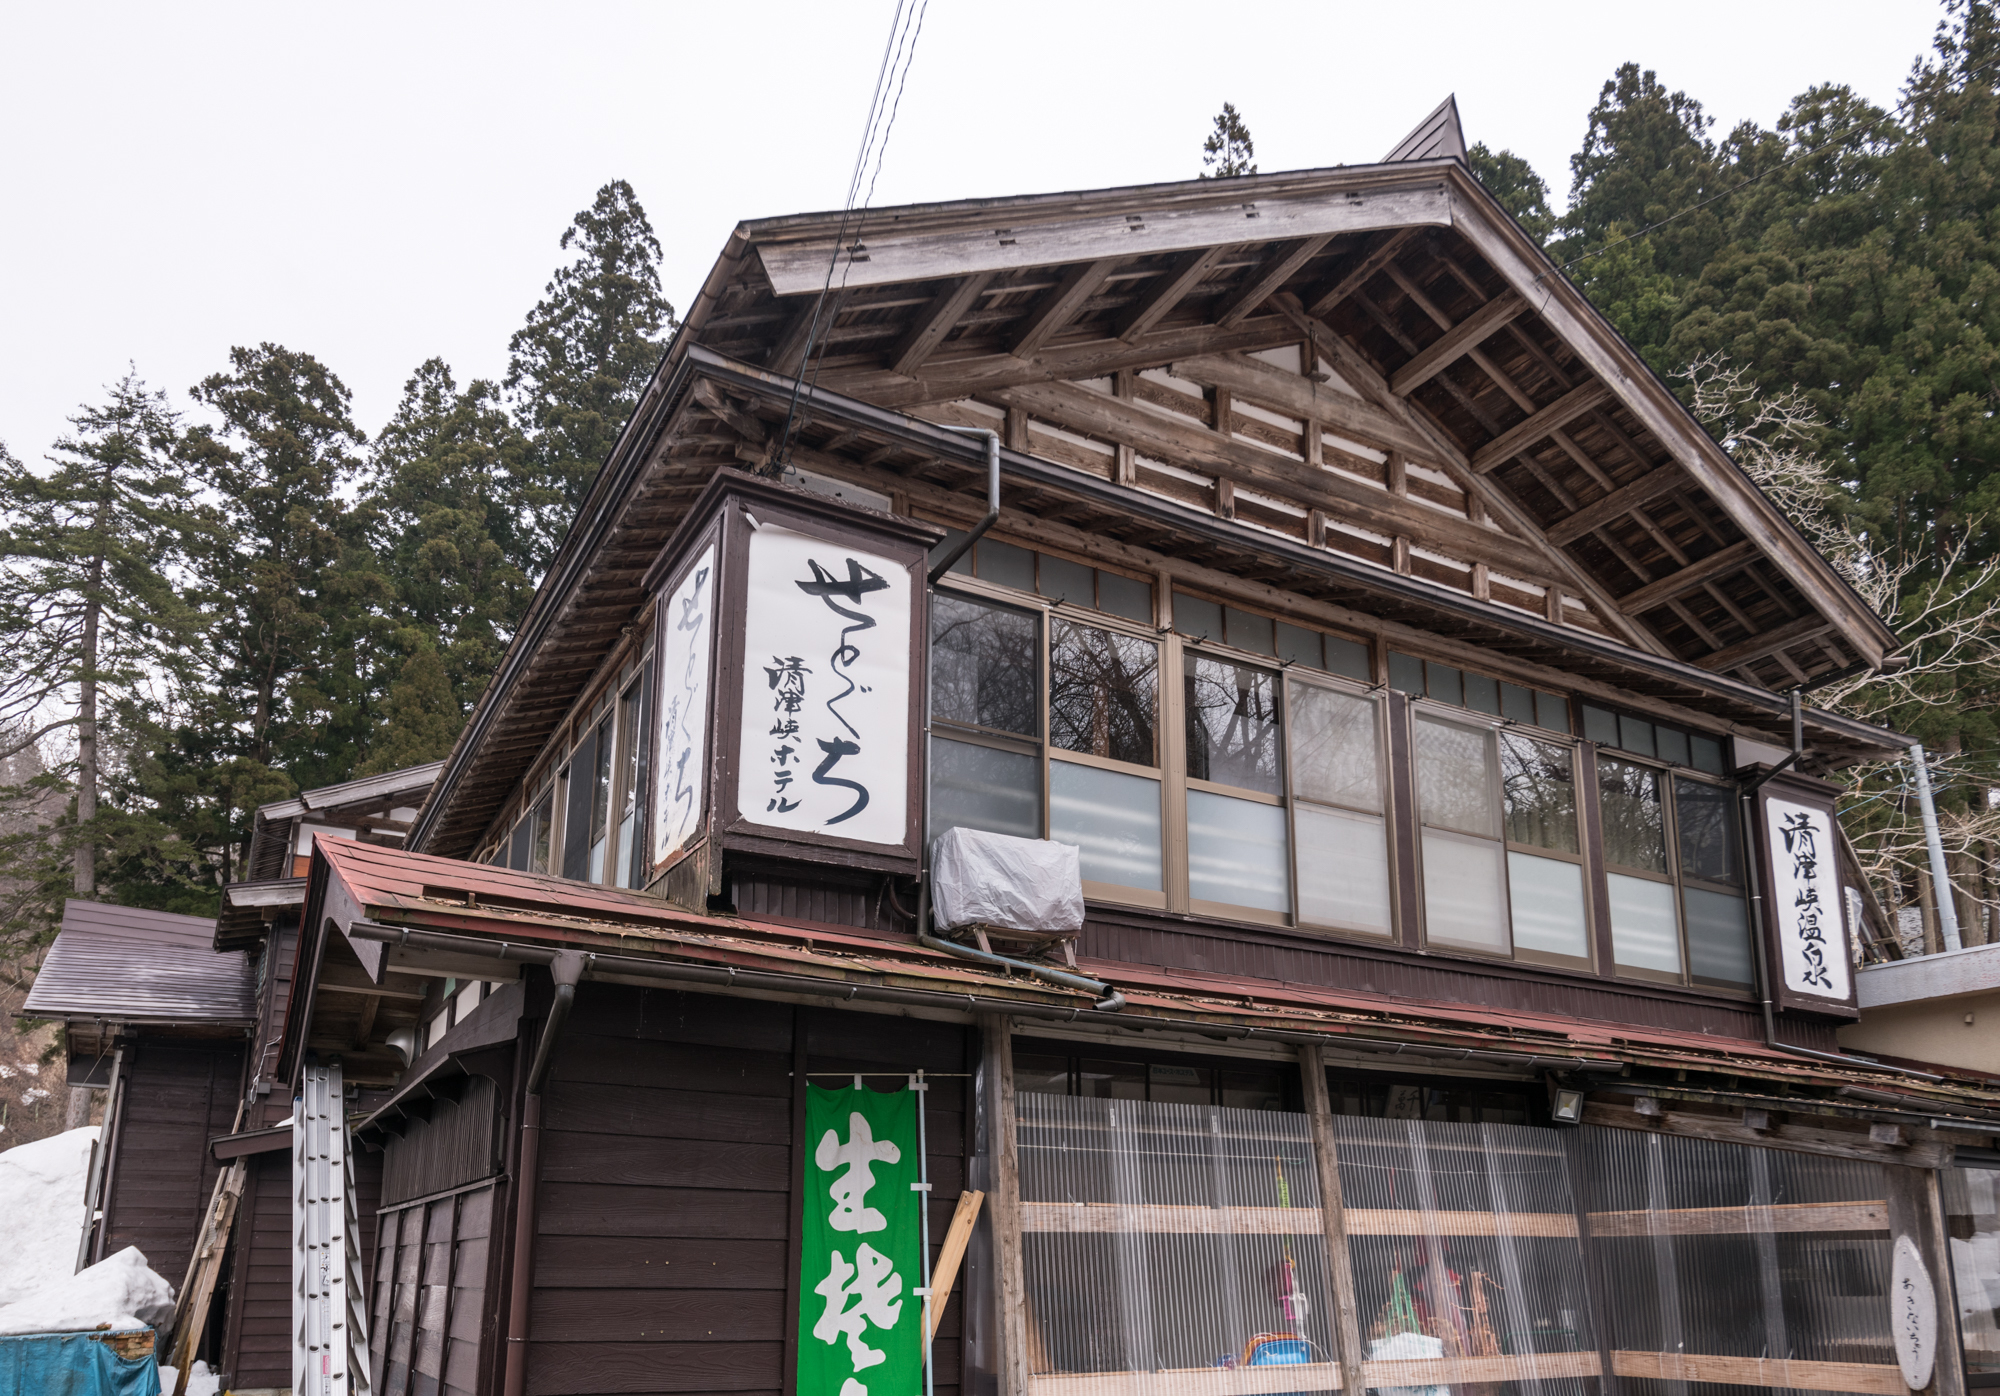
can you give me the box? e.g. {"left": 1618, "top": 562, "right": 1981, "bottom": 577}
{"left": 520, "top": 985, "right": 970, "bottom": 1396}
{"left": 381, "top": 1074, "right": 504, "bottom": 1208}
{"left": 97, "top": 1036, "right": 243, "bottom": 1282}
{"left": 370, "top": 1180, "right": 499, "bottom": 1396}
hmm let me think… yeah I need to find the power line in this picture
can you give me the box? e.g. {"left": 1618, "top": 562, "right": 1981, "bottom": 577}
{"left": 773, "top": 0, "right": 931, "bottom": 470}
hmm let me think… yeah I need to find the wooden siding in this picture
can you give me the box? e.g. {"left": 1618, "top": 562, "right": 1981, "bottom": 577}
{"left": 370, "top": 1181, "right": 498, "bottom": 1396}
{"left": 523, "top": 985, "right": 969, "bottom": 1396}
{"left": 381, "top": 1073, "right": 504, "bottom": 1208}
{"left": 97, "top": 1036, "right": 242, "bottom": 1281}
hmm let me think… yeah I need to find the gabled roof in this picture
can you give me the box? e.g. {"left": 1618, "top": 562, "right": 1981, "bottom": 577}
{"left": 1383, "top": 95, "right": 1467, "bottom": 164}
{"left": 21, "top": 899, "right": 254, "bottom": 1026}
{"left": 408, "top": 149, "right": 1907, "bottom": 858}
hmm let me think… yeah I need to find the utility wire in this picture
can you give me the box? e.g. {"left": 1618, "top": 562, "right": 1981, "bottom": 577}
{"left": 773, "top": 0, "right": 931, "bottom": 471}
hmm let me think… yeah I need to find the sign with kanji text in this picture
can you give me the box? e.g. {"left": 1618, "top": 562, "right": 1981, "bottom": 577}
{"left": 1762, "top": 795, "right": 1853, "bottom": 1003}
{"left": 797, "top": 1084, "right": 922, "bottom": 1396}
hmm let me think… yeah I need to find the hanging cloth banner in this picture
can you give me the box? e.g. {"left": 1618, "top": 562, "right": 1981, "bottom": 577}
{"left": 798, "top": 1084, "right": 923, "bottom": 1396}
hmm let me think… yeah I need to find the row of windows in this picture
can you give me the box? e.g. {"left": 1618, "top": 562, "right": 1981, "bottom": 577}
{"left": 485, "top": 661, "right": 653, "bottom": 889}
{"left": 931, "top": 578, "right": 1754, "bottom": 993}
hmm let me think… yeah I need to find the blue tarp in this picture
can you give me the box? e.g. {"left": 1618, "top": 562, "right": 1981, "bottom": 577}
{"left": 0, "top": 1330, "right": 159, "bottom": 1396}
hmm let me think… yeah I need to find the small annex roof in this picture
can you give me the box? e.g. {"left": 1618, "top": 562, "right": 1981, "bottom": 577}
{"left": 1383, "top": 94, "right": 1468, "bottom": 164}
{"left": 22, "top": 899, "right": 255, "bottom": 1027}
{"left": 286, "top": 839, "right": 2000, "bottom": 1131}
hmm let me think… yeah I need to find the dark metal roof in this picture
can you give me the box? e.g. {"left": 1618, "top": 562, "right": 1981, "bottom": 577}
{"left": 22, "top": 899, "right": 255, "bottom": 1026}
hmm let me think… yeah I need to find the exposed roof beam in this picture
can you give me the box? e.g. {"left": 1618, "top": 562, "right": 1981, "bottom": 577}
{"left": 1471, "top": 382, "right": 1615, "bottom": 474}
{"left": 1546, "top": 466, "right": 1686, "bottom": 547}
{"left": 1306, "top": 228, "right": 1417, "bottom": 318}
{"left": 1618, "top": 540, "right": 1761, "bottom": 616}
{"left": 1117, "top": 247, "right": 1229, "bottom": 341}
{"left": 765, "top": 301, "right": 819, "bottom": 377}
{"left": 1217, "top": 235, "right": 1334, "bottom": 328}
{"left": 890, "top": 272, "right": 994, "bottom": 377}
{"left": 1695, "top": 615, "right": 1838, "bottom": 673}
{"left": 1010, "top": 258, "right": 1120, "bottom": 357}
{"left": 1390, "top": 291, "right": 1527, "bottom": 396}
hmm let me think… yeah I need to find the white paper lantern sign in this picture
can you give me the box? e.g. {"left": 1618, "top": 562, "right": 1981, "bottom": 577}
{"left": 1890, "top": 1232, "right": 1937, "bottom": 1391}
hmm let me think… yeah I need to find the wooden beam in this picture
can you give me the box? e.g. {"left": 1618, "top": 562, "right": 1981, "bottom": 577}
{"left": 890, "top": 272, "right": 993, "bottom": 376}
{"left": 1299, "top": 1043, "right": 1367, "bottom": 1396}
{"left": 1010, "top": 258, "right": 1119, "bottom": 357}
{"left": 1610, "top": 1351, "right": 1906, "bottom": 1395}
{"left": 1617, "top": 539, "right": 1761, "bottom": 615}
{"left": 1545, "top": 465, "right": 1686, "bottom": 546}
{"left": 1306, "top": 227, "right": 1417, "bottom": 317}
{"left": 1470, "top": 381, "right": 1613, "bottom": 473}
{"left": 1217, "top": 234, "right": 1334, "bottom": 327}
{"left": 1117, "top": 246, "right": 1229, "bottom": 341}
{"left": 982, "top": 1014, "right": 1030, "bottom": 1396}
{"left": 1586, "top": 1199, "right": 1886, "bottom": 1237}
{"left": 1171, "top": 352, "right": 1434, "bottom": 459}
{"left": 765, "top": 301, "right": 819, "bottom": 378}
{"left": 1390, "top": 291, "right": 1526, "bottom": 396}
{"left": 1694, "top": 615, "right": 1838, "bottom": 673}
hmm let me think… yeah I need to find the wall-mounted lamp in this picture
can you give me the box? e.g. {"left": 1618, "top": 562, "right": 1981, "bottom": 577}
{"left": 385, "top": 1026, "right": 418, "bottom": 1069}
{"left": 1546, "top": 1074, "right": 1586, "bottom": 1126}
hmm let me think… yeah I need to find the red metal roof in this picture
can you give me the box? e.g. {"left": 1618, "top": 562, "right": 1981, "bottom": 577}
{"left": 307, "top": 838, "right": 2000, "bottom": 1114}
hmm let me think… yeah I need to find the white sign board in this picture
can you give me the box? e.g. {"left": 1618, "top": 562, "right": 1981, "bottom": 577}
{"left": 652, "top": 544, "right": 716, "bottom": 866}
{"left": 1764, "top": 796, "right": 1853, "bottom": 1001}
{"left": 1891, "top": 1233, "right": 1938, "bottom": 1391}
{"left": 736, "top": 525, "right": 910, "bottom": 847}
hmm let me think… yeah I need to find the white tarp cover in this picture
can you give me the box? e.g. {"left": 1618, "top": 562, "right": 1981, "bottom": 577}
{"left": 931, "top": 827, "right": 1083, "bottom": 933}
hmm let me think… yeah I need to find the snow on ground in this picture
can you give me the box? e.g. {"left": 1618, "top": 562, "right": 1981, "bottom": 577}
{"left": 0, "top": 1125, "right": 180, "bottom": 1340}
{"left": 0, "top": 1245, "right": 174, "bottom": 1336}
{"left": 0, "top": 1126, "right": 98, "bottom": 1308}
{"left": 157, "top": 1359, "right": 221, "bottom": 1396}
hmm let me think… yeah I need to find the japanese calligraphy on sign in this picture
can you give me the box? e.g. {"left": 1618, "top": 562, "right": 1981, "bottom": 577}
{"left": 1890, "top": 1233, "right": 1937, "bottom": 1390}
{"left": 798, "top": 1085, "right": 921, "bottom": 1396}
{"left": 1764, "top": 796, "right": 1853, "bottom": 1001}
{"left": 737, "top": 524, "right": 910, "bottom": 846}
{"left": 652, "top": 545, "right": 716, "bottom": 866}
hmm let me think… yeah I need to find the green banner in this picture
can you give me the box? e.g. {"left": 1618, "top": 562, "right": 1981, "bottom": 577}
{"left": 798, "top": 1083, "right": 923, "bottom": 1396}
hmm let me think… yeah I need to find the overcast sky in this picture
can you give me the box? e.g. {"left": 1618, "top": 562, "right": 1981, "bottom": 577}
{"left": 0, "top": 1, "right": 1945, "bottom": 468}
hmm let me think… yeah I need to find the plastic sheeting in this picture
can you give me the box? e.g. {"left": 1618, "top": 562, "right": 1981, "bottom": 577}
{"left": 1017, "top": 1092, "right": 1339, "bottom": 1391}
{"left": 0, "top": 1331, "right": 159, "bottom": 1396}
{"left": 1945, "top": 1166, "right": 2000, "bottom": 1379}
{"left": 931, "top": 827, "right": 1084, "bottom": 933}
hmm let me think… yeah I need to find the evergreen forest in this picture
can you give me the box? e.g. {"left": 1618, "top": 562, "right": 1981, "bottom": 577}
{"left": 6, "top": 2, "right": 2000, "bottom": 957}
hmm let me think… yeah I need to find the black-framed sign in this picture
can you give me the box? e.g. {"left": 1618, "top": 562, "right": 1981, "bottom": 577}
{"left": 1753, "top": 772, "right": 1860, "bottom": 1016}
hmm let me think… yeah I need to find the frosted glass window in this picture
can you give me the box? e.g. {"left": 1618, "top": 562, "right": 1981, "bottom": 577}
{"left": 1224, "top": 606, "right": 1275, "bottom": 656}
{"left": 1685, "top": 887, "right": 1753, "bottom": 987}
{"left": 930, "top": 737, "right": 1040, "bottom": 842}
{"left": 1388, "top": 651, "right": 1425, "bottom": 694}
{"left": 1508, "top": 853, "right": 1590, "bottom": 960}
{"left": 1324, "top": 634, "right": 1370, "bottom": 681}
{"left": 1422, "top": 828, "right": 1509, "bottom": 952}
{"left": 1296, "top": 804, "right": 1391, "bottom": 934}
{"left": 1038, "top": 553, "right": 1093, "bottom": 605}
{"left": 1290, "top": 686, "right": 1380, "bottom": 812}
{"left": 1416, "top": 717, "right": 1498, "bottom": 838}
{"left": 1275, "top": 620, "right": 1322, "bottom": 670}
{"left": 1187, "top": 790, "right": 1290, "bottom": 913}
{"left": 1172, "top": 592, "right": 1222, "bottom": 639}
{"left": 977, "top": 537, "right": 1035, "bottom": 591}
{"left": 1609, "top": 872, "right": 1681, "bottom": 974}
{"left": 1464, "top": 671, "right": 1499, "bottom": 715}
{"left": 1096, "top": 571, "right": 1153, "bottom": 623}
{"left": 1425, "top": 662, "right": 1463, "bottom": 706}
{"left": 1050, "top": 761, "right": 1161, "bottom": 891}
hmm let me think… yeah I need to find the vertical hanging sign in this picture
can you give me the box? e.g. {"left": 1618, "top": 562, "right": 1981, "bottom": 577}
{"left": 653, "top": 543, "right": 717, "bottom": 865}
{"left": 1763, "top": 796, "right": 1854, "bottom": 1002}
{"left": 738, "top": 524, "right": 911, "bottom": 846}
{"left": 798, "top": 1084, "right": 922, "bottom": 1396}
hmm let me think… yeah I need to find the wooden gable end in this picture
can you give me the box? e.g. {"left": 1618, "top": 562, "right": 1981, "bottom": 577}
{"left": 691, "top": 164, "right": 1895, "bottom": 692}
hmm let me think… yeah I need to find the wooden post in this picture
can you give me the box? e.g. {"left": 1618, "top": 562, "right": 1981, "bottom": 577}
{"left": 926, "top": 1190, "right": 986, "bottom": 1343}
{"left": 980, "top": 1014, "right": 1031, "bottom": 1396}
{"left": 1887, "top": 1162, "right": 1967, "bottom": 1396}
{"left": 1297, "top": 1043, "right": 1366, "bottom": 1395}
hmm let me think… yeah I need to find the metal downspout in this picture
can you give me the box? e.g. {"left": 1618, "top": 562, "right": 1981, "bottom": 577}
{"left": 918, "top": 932, "right": 1125, "bottom": 1012}
{"left": 1911, "top": 743, "right": 1963, "bottom": 952}
{"left": 502, "top": 950, "right": 587, "bottom": 1396}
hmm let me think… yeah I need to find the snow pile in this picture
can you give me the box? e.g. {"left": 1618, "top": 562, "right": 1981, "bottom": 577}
{"left": 0, "top": 1126, "right": 98, "bottom": 1308}
{"left": 0, "top": 1245, "right": 175, "bottom": 1336}
{"left": 158, "top": 1359, "right": 222, "bottom": 1396}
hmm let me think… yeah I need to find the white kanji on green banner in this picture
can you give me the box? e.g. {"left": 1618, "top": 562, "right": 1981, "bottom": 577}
{"left": 798, "top": 1084, "right": 922, "bottom": 1396}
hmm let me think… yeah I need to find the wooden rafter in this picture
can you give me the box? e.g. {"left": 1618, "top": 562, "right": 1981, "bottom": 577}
{"left": 1618, "top": 540, "right": 1760, "bottom": 616}
{"left": 1390, "top": 291, "right": 1526, "bottom": 397}
{"left": 1306, "top": 228, "right": 1417, "bottom": 317}
{"left": 1010, "top": 258, "right": 1120, "bottom": 357}
{"left": 1694, "top": 615, "right": 1837, "bottom": 673}
{"left": 891, "top": 273, "right": 994, "bottom": 376}
{"left": 765, "top": 301, "right": 819, "bottom": 378}
{"left": 1546, "top": 467, "right": 1685, "bottom": 547}
{"left": 1217, "top": 235, "right": 1334, "bottom": 328}
{"left": 1471, "top": 382, "right": 1614, "bottom": 474}
{"left": 1117, "top": 247, "right": 1229, "bottom": 341}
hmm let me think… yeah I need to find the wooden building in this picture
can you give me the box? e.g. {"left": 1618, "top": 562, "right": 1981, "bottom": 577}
{"left": 261, "top": 108, "right": 2000, "bottom": 1396}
